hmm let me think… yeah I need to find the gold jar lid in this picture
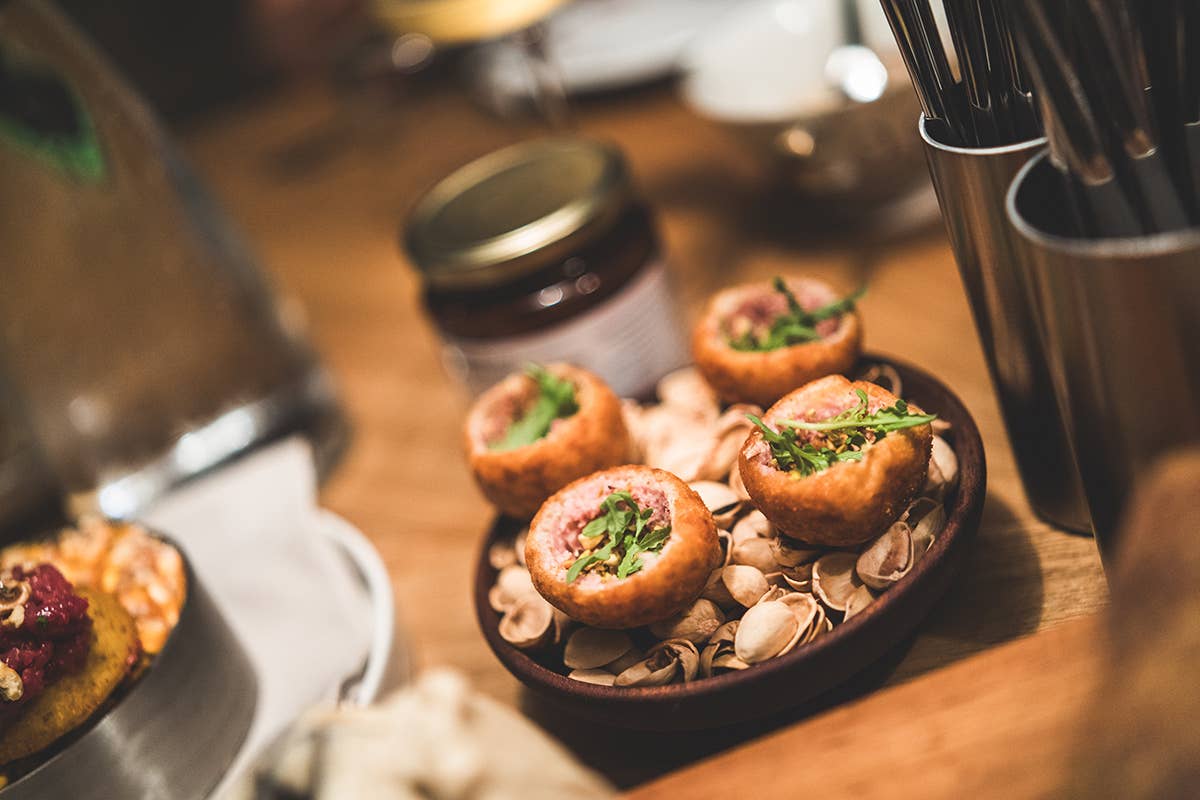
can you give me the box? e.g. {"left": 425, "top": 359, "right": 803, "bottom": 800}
{"left": 405, "top": 138, "right": 633, "bottom": 291}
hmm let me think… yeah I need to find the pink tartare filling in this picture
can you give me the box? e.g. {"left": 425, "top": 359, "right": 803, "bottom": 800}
{"left": 748, "top": 385, "right": 891, "bottom": 467}
{"left": 723, "top": 282, "right": 843, "bottom": 342}
{"left": 534, "top": 476, "right": 672, "bottom": 586}
{"left": 474, "top": 376, "right": 573, "bottom": 448}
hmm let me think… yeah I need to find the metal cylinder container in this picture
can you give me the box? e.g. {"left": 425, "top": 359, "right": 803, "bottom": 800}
{"left": 1008, "top": 152, "right": 1200, "bottom": 560}
{"left": 920, "top": 117, "right": 1091, "bottom": 535}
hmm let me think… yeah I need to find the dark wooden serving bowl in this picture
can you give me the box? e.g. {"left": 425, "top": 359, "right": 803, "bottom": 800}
{"left": 474, "top": 355, "right": 986, "bottom": 730}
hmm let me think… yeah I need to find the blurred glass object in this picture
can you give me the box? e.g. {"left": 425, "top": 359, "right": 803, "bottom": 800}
{"left": 0, "top": 1, "right": 347, "bottom": 525}
{"left": 405, "top": 138, "right": 687, "bottom": 397}
{"left": 680, "top": 0, "right": 935, "bottom": 216}
{"left": 468, "top": 0, "right": 733, "bottom": 115}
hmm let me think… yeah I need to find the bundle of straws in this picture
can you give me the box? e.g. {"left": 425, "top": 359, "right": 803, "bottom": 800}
{"left": 880, "top": 0, "right": 1200, "bottom": 236}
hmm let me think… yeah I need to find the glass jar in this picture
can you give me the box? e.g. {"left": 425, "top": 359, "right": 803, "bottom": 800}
{"left": 405, "top": 137, "right": 687, "bottom": 396}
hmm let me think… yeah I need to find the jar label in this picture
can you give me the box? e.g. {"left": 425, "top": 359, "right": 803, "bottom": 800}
{"left": 441, "top": 262, "right": 689, "bottom": 397}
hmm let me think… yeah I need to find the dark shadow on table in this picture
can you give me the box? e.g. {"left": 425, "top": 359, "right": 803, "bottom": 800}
{"left": 519, "top": 635, "right": 914, "bottom": 790}
{"left": 518, "top": 492, "right": 1045, "bottom": 790}
{"left": 885, "top": 490, "right": 1046, "bottom": 684}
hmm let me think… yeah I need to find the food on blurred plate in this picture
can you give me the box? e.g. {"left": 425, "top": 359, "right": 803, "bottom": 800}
{"left": 465, "top": 364, "right": 633, "bottom": 519}
{"left": 0, "top": 520, "right": 185, "bottom": 776}
{"left": 740, "top": 376, "right": 934, "bottom": 546}
{"left": 1, "top": 518, "right": 186, "bottom": 655}
{"left": 524, "top": 466, "right": 720, "bottom": 629}
{"left": 692, "top": 277, "right": 863, "bottom": 406}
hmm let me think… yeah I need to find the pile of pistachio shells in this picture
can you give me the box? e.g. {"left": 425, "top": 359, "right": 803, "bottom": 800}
{"left": 487, "top": 367, "right": 958, "bottom": 687}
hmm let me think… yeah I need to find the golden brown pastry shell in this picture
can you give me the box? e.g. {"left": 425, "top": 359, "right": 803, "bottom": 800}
{"left": 465, "top": 364, "right": 633, "bottom": 520}
{"left": 691, "top": 279, "right": 862, "bottom": 407}
{"left": 525, "top": 466, "right": 721, "bottom": 629}
{"left": 0, "top": 589, "right": 139, "bottom": 766}
{"left": 739, "top": 376, "right": 931, "bottom": 547}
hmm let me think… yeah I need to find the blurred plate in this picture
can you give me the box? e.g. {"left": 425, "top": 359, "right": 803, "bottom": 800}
{"left": 472, "top": 0, "right": 734, "bottom": 101}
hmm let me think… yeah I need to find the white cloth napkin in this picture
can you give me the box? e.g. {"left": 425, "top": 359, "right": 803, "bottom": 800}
{"left": 140, "top": 437, "right": 377, "bottom": 796}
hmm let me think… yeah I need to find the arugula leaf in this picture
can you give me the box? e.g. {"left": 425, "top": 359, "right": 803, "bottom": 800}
{"left": 728, "top": 278, "right": 866, "bottom": 352}
{"left": 489, "top": 365, "right": 579, "bottom": 452}
{"left": 566, "top": 492, "right": 672, "bottom": 583}
{"left": 747, "top": 390, "right": 934, "bottom": 478}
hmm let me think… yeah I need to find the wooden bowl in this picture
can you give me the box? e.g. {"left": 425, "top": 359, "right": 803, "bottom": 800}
{"left": 474, "top": 355, "right": 986, "bottom": 730}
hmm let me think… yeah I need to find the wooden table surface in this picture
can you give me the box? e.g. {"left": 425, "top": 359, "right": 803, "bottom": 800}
{"left": 181, "top": 80, "right": 1109, "bottom": 794}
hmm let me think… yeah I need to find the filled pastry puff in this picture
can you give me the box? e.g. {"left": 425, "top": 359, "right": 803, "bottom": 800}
{"left": 525, "top": 466, "right": 721, "bottom": 629}
{"left": 465, "top": 364, "right": 632, "bottom": 519}
{"left": 739, "top": 376, "right": 933, "bottom": 547}
{"left": 692, "top": 277, "right": 863, "bottom": 407}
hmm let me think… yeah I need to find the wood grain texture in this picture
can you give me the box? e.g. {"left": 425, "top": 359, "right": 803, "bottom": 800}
{"left": 626, "top": 615, "right": 1105, "bottom": 800}
{"left": 178, "top": 80, "right": 1108, "bottom": 784}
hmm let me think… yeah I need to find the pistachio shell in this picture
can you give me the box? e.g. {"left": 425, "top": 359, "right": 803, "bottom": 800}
{"left": 651, "top": 639, "right": 701, "bottom": 683}
{"left": 812, "top": 552, "right": 863, "bottom": 612}
{"left": 779, "top": 591, "right": 820, "bottom": 630}
{"left": 912, "top": 504, "right": 947, "bottom": 560}
{"left": 856, "top": 522, "right": 914, "bottom": 590}
{"left": 657, "top": 367, "right": 720, "bottom": 423}
{"left": 654, "top": 436, "right": 716, "bottom": 483}
{"left": 904, "top": 496, "right": 941, "bottom": 524}
{"left": 568, "top": 668, "right": 617, "bottom": 686}
{"left": 701, "top": 568, "right": 736, "bottom": 608}
{"left": 514, "top": 529, "right": 528, "bottom": 566}
{"left": 730, "top": 537, "right": 777, "bottom": 573}
{"left": 662, "top": 369, "right": 715, "bottom": 419}
{"left": 498, "top": 595, "right": 554, "bottom": 650}
{"left": 735, "top": 601, "right": 800, "bottom": 663}
{"left": 843, "top": 584, "right": 876, "bottom": 621}
{"left": 552, "top": 609, "right": 575, "bottom": 645}
{"left": 731, "top": 510, "right": 772, "bottom": 544}
{"left": 614, "top": 648, "right": 679, "bottom": 687}
{"left": 488, "top": 541, "right": 516, "bottom": 570}
{"left": 770, "top": 536, "right": 821, "bottom": 568}
{"left": 717, "top": 530, "right": 733, "bottom": 567}
{"left": 926, "top": 436, "right": 959, "bottom": 497}
{"left": 694, "top": 406, "right": 760, "bottom": 483}
{"left": 757, "top": 586, "right": 792, "bottom": 604}
{"left": 605, "top": 647, "right": 645, "bottom": 675}
{"left": 648, "top": 599, "right": 725, "bottom": 645}
{"left": 709, "top": 620, "right": 740, "bottom": 646}
{"left": 721, "top": 564, "right": 769, "bottom": 607}
{"left": 563, "top": 628, "right": 634, "bottom": 670}
{"left": 859, "top": 363, "right": 903, "bottom": 396}
{"left": 780, "top": 562, "right": 814, "bottom": 592}
{"left": 689, "top": 481, "right": 743, "bottom": 528}
{"left": 700, "top": 642, "right": 720, "bottom": 678}
{"left": 490, "top": 565, "right": 536, "bottom": 613}
{"left": 710, "top": 650, "right": 751, "bottom": 671}
{"left": 728, "top": 460, "right": 751, "bottom": 502}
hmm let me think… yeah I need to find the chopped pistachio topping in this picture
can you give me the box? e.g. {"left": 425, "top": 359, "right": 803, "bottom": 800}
{"left": 565, "top": 491, "right": 671, "bottom": 584}
{"left": 748, "top": 389, "right": 935, "bottom": 477}
{"left": 489, "top": 365, "right": 579, "bottom": 452}
{"left": 728, "top": 277, "right": 865, "bottom": 352}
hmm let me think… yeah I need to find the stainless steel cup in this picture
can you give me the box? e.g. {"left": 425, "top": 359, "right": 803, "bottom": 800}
{"left": 1008, "top": 151, "right": 1200, "bottom": 560}
{"left": 920, "top": 117, "right": 1091, "bottom": 534}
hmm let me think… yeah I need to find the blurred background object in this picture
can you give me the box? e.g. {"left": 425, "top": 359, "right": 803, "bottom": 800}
{"left": 679, "top": 0, "right": 934, "bottom": 216}
{"left": 1067, "top": 449, "right": 1200, "bottom": 798}
{"left": 0, "top": 0, "right": 347, "bottom": 523}
{"left": 243, "top": 669, "right": 613, "bottom": 800}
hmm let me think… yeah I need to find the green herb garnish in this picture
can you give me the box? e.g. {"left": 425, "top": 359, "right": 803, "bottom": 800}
{"left": 565, "top": 491, "right": 671, "bottom": 584}
{"left": 489, "top": 365, "right": 579, "bottom": 452}
{"left": 728, "top": 277, "right": 866, "bottom": 352}
{"left": 747, "top": 389, "right": 935, "bottom": 477}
